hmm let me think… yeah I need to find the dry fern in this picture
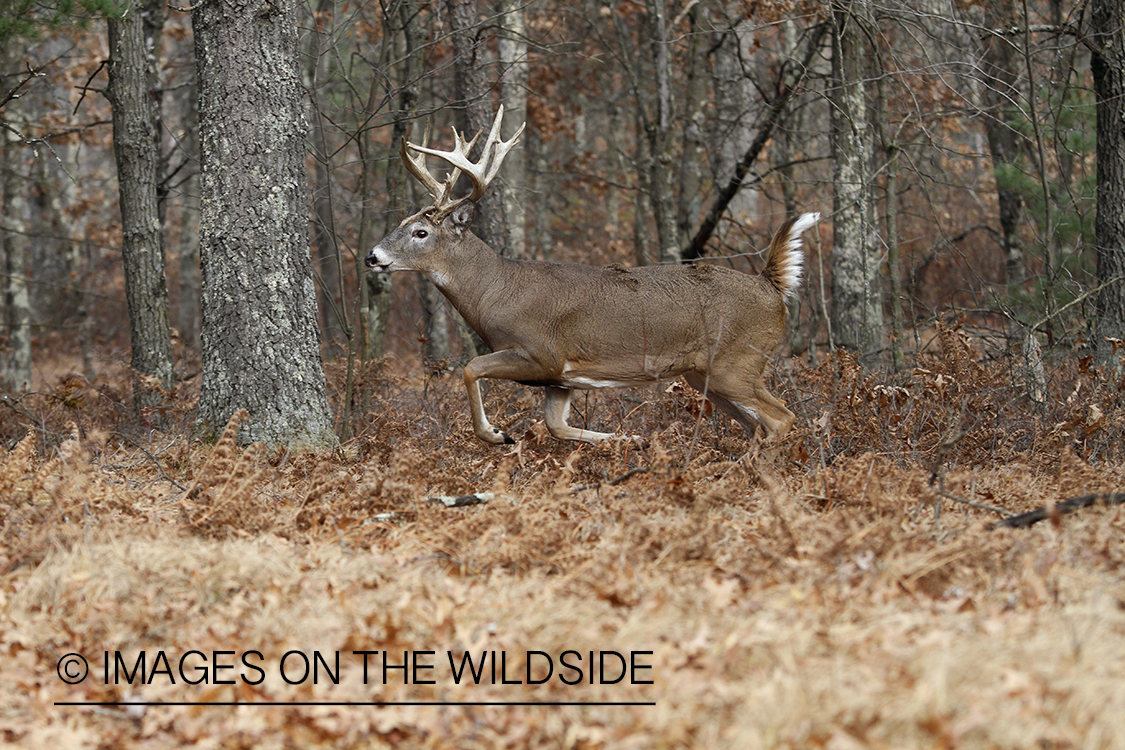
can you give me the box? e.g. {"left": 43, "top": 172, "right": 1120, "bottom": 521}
{"left": 180, "top": 410, "right": 276, "bottom": 537}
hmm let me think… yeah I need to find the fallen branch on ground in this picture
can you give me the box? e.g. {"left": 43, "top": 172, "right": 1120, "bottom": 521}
{"left": 990, "top": 492, "right": 1125, "bottom": 529}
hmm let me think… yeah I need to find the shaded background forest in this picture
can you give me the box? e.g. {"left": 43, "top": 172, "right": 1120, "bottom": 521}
{"left": 0, "top": 0, "right": 1117, "bottom": 437}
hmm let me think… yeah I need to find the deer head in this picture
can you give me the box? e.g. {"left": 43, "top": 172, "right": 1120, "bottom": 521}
{"left": 366, "top": 106, "right": 523, "bottom": 280}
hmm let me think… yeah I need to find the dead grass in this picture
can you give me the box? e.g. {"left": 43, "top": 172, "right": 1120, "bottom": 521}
{"left": 1, "top": 333, "right": 1124, "bottom": 748}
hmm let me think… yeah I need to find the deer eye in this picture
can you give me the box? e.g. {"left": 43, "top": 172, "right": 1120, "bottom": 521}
{"left": 412, "top": 229, "right": 429, "bottom": 239}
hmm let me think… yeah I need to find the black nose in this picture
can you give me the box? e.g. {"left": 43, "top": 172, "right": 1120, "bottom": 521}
{"left": 364, "top": 252, "right": 377, "bottom": 269}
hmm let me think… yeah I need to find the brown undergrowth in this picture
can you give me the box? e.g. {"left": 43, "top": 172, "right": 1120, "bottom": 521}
{"left": 1, "top": 332, "right": 1123, "bottom": 748}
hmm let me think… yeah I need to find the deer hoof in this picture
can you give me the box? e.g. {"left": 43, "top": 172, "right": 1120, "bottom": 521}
{"left": 478, "top": 426, "right": 515, "bottom": 445}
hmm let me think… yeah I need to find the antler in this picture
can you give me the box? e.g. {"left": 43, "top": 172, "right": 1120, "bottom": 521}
{"left": 400, "top": 119, "right": 460, "bottom": 211}
{"left": 401, "top": 105, "right": 526, "bottom": 214}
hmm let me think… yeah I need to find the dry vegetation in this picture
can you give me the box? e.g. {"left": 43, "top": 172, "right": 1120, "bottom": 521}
{"left": 2, "top": 324, "right": 1124, "bottom": 749}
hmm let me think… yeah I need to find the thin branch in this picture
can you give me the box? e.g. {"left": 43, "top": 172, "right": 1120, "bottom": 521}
{"left": 934, "top": 488, "right": 1015, "bottom": 517}
{"left": 571, "top": 465, "right": 651, "bottom": 493}
{"left": 2, "top": 62, "right": 46, "bottom": 111}
{"left": 683, "top": 21, "right": 828, "bottom": 261}
{"left": 991, "top": 493, "right": 1125, "bottom": 529}
{"left": 1029, "top": 276, "right": 1125, "bottom": 335}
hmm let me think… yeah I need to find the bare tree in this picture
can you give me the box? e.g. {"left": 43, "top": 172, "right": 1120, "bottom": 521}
{"left": 676, "top": 1, "right": 708, "bottom": 252}
{"left": 193, "top": 0, "right": 336, "bottom": 449}
{"left": 356, "top": 72, "right": 391, "bottom": 360}
{"left": 498, "top": 0, "right": 528, "bottom": 258}
{"left": 106, "top": 0, "right": 175, "bottom": 419}
{"left": 644, "top": 0, "right": 679, "bottom": 263}
{"left": 683, "top": 20, "right": 826, "bottom": 261}
{"left": 1092, "top": 0, "right": 1125, "bottom": 371}
{"left": 1, "top": 101, "right": 31, "bottom": 391}
{"left": 979, "top": 0, "right": 1027, "bottom": 294}
{"left": 387, "top": 0, "right": 453, "bottom": 362}
{"left": 306, "top": 0, "right": 345, "bottom": 355}
{"left": 829, "top": 0, "right": 882, "bottom": 364}
{"left": 446, "top": 0, "right": 509, "bottom": 255}
{"left": 874, "top": 43, "right": 906, "bottom": 372}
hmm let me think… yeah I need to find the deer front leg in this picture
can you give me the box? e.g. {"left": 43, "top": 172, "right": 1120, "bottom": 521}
{"left": 462, "top": 350, "right": 542, "bottom": 445}
{"left": 544, "top": 386, "right": 616, "bottom": 443}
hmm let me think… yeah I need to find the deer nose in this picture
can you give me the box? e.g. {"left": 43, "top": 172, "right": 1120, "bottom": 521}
{"left": 364, "top": 250, "right": 380, "bottom": 269}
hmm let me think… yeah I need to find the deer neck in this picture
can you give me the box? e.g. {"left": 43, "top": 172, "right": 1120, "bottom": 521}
{"left": 424, "top": 232, "right": 509, "bottom": 330}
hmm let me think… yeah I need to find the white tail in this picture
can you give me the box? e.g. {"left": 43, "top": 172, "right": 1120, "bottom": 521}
{"left": 366, "top": 108, "right": 819, "bottom": 445}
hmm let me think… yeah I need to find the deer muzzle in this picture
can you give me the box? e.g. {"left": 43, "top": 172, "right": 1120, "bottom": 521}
{"left": 364, "top": 245, "right": 391, "bottom": 272}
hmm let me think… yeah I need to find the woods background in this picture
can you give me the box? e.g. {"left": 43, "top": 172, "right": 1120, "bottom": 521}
{"left": 2, "top": 0, "right": 1123, "bottom": 429}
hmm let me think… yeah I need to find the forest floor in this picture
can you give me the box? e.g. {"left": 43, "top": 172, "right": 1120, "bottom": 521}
{"left": 2, "top": 323, "right": 1124, "bottom": 749}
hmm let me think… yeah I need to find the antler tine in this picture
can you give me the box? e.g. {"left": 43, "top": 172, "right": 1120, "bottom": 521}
{"left": 401, "top": 118, "right": 462, "bottom": 210}
{"left": 469, "top": 117, "right": 525, "bottom": 202}
{"left": 406, "top": 105, "right": 525, "bottom": 206}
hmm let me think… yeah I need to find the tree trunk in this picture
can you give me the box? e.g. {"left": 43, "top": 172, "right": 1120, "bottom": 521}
{"left": 107, "top": 0, "right": 175, "bottom": 419}
{"left": 388, "top": 0, "right": 452, "bottom": 363}
{"left": 358, "top": 78, "right": 389, "bottom": 361}
{"left": 1, "top": 38, "right": 32, "bottom": 392}
{"left": 306, "top": 0, "right": 345, "bottom": 356}
{"left": 676, "top": 2, "right": 707, "bottom": 251}
{"left": 646, "top": 0, "right": 680, "bottom": 263}
{"left": 1, "top": 123, "right": 31, "bottom": 393}
{"left": 829, "top": 0, "right": 882, "bottom": 364}
{"left": 177, "top": 185, "right": 200, "bottom": 351}
{"left": 446, "top": 0, "right": 508, "bottom": 256}
{"left": 498, "top": 0, "right": 528, "bottom": 259}
{"left": 439, "top": 0, "right": 492, "bottom": 358}
{"left": 1092, "top": 0, "right": 1125, "bottom": 372}
{"left": 980, "top": 0, "right": 1026, "bottom": 294}
{"left": 875, "top": 52, "right": 906, "bottom": 372}
{"left": 193, "top": 0, "right": 336, "bottom": 450}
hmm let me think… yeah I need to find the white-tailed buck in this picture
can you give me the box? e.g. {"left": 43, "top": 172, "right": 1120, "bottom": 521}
{"left": 366, "top": 106, "right": 819, "bottom": 446}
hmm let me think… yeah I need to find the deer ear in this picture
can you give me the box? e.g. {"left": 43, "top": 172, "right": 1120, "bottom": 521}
{"left": 448, "top": 200, "right": 475, "bottom": 235}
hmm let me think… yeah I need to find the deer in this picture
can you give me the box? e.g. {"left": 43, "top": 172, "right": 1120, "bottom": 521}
{"left": 365, "top": 106, "right": 819, "bottom": 446}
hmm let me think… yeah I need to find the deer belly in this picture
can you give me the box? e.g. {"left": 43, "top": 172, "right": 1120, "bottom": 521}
{"left": 558, "top": 359, "right": 678, "bottom": 390}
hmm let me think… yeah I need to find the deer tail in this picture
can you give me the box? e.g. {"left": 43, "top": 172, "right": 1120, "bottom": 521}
{"left": 761, "top": 212, "right": 819, "bottom": 300}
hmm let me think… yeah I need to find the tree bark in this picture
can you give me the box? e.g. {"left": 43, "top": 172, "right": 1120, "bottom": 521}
{"left": 980, "top": 0, "right": 1026, "bottom": 293}
{"left": 498, "top": 0, "right": 528, "bottom": 259}
{"left": 676, "top": 2, "right": 707, "bottom": 251}
{"left": 645, "top": 0, "right": 680, "bottom": 263}
{"left": 306, "top": 0, "right": 345, "bottom": 356}
{"left": 107, "top": 0, "right": 175, "bottom": 419}
{"left": 193, "top": 0, "right": 336, "bottom": 449}
{"left": 875, "top": 51, "right": 906, "bottom": 372}
{"left": 1, "top": 128, "right": 31, "bottom": 393}
{"left": 177, "top": 183, "right": 200, "bottom": 351}
{"left": 446, "top": 0, "right": 508, "bottom": 256}
{"left": 829, "top": 0, "right": 882, "bottom": 364}
{"left": 358, "top": 76, "right": 389, "bottom": 361}
{"left": 1092, "top": 0, "right": 1125, "bottom": 372}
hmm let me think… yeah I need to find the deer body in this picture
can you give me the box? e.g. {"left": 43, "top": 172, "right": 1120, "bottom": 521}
{"left": 366, "top": 107, "right": 818, "bottom": 445}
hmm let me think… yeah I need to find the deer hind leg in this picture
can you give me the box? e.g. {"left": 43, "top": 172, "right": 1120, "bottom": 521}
{"left": 544, "top": 386, "right": 616, "bottom": 443}
{"left": 683, "top": 372, "right": 796, "bottom": 442}
{"left": 744, "top": 385, "right": 796, "bottom": 440}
